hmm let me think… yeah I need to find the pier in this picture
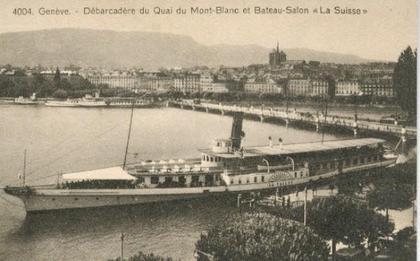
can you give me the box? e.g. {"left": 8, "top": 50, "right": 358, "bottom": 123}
{"left": 169, "top": 101, "right": 417, "bottom": 140}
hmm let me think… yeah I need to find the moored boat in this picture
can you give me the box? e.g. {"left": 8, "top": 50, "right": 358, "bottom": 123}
{"left": 4, "top": 112, "right": 398, "bottom": 212}
{"left": 45, "top": 99, "right": 80, "bottom": 107}
{"left": 14, "top": 93, "right": 44, "bottom": 105}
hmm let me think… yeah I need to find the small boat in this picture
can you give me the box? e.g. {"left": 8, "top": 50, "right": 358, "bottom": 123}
{"left": 14, "top": 93, "right": 44, "bottom": 105}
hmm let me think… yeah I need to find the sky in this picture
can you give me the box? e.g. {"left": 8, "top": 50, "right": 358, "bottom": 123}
{"left": 0, "top": 0, "right": 417, "bottom": 61}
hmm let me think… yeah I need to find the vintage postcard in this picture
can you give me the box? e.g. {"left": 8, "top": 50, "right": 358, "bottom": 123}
{"left": 0, "top": 0, "right": 417, "bottom": 260}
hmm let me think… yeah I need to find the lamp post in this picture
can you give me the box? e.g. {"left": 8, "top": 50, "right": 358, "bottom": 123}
{"left": 285, "top": 156, "right": 295, "bottom": 171}
{"left": 262, "top": 158, "right": 270, "bottom": 173}
{"left": 120, "top": 233, "right": 125, "bottom": 261}
{"left": 303, "top": 186, "right": 308, "bottom": 226}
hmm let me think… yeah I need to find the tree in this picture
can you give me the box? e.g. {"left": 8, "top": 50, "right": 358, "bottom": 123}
{"left": 304, "top": 196, "right": 394, "bottom": 258}
{"left": 111, "top": 251, "right": 173, "bottom": 261}
{"left": 367, "top": 177, "right": 413, "bottom": 222}
{"left": 53, "top": 67, "right": 61, "bottom": 89}
{"left": 386, "top": 227, "right": 416, "bottom": 261}
{"left": 52, "top": 89, "right": 68, "bottom": 99}
{"left": 195, "top": 212, "right": 329, "bottom": 261}
{"left": 393, "top": 46, "right": 417, "bottom": 120}
{"left": 326, "top": 75, "right": 336, "bottom": 99}
{"left": 33, "top": 73, "right": 53, "bottom": 97}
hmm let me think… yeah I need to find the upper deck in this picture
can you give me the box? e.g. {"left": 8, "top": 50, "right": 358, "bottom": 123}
{"left": 200, "top": 138, "right": 385, "bottom": 159}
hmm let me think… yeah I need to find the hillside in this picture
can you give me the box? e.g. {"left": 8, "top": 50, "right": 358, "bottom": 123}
{"left": 0, "top": 28, "right": 374, "bottom": 69}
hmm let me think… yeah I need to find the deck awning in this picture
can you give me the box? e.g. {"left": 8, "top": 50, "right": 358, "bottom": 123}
{"left": 62, "top": 167, "right": 137, "bottom": 181}
{"left": 200, "top": 138, "right": 385, "bottom": 158}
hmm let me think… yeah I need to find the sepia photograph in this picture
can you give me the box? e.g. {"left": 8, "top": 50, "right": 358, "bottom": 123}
{"left": 0, "top": 0, "right": 417, "bottom": 260}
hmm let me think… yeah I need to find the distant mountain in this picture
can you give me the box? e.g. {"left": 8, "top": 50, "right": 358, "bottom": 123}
{"left": 0, "top": 28, "right": 374, "bottom": 69}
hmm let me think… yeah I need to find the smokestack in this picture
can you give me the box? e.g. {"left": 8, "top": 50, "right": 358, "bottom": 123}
{"left": 230, "top": 112, "right": 244, "bottom": 150}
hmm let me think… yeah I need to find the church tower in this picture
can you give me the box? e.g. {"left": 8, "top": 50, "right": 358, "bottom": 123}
{"left": 269, "top": 42, "right": 287, "bottom": 67}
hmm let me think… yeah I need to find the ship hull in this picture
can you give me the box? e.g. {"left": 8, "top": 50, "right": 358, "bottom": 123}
{"left": 19, "top": 191, "right": 216, "bottom": 212}
{"left": 6, "top": 159, "right": 395, "bottom": 212}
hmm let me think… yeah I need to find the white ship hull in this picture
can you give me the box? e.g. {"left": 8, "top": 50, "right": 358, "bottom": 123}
{"left": 9, "top": 159, "right": 395, "bottom": 212}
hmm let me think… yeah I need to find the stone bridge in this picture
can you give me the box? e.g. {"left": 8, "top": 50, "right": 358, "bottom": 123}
{"left": 169, "top": 101, "right": 416, "bottom": 141}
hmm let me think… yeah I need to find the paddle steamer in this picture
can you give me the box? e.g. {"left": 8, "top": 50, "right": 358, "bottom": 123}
{"left": 4, "top": 112, "right": 397, "bottom": 212}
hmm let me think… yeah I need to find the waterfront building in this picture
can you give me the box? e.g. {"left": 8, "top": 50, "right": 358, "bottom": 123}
{"left": 199, "top": 72, "right": 214, "bottom": 92}
{"left": 269, "top": 42, "right": 287, "bottom": 67}
{"left": 335, "top": 80, "right": 362, "bottom": 96}
{"left": 310, "top": 79, "right": 329, "bottom": 97}
{"left": 287, "top": 78, "right": 312, "bottom": 96}
{"left": 205, "top": 82, "right": 229, "bottom": 93}
{"left": 360, "top": 76, "right": 394, "bottom": 97}
{"left": 140, "top": 74, "right": 173, "bottom": 92}
{"left": 244, "top": 79, "right": 282, "bottom": 94}
{"left": 174, "top": 73, "right": 201, "bottom": 93}
{"left": 40, "top": 70, "right": 81, "bottom": 81}
{"left": 87, "top": 74, "right": 139, "bottom": 91}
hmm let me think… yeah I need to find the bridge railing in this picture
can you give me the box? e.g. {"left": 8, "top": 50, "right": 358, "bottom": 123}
{"left": 173, "top": 101, "right": 416, "bottom": 137}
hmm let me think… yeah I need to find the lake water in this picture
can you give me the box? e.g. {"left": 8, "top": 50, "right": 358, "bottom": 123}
{"left": 0, "top": 105, "right": 411, "bottom": 260}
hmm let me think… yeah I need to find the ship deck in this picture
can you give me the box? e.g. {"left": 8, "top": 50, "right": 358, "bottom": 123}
{"left": 200, "top": 138, "right": 385, "bottom": 158}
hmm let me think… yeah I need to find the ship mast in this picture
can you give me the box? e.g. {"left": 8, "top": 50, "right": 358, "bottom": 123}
{"left": 122, "top": 100, "right": 135, "bottom": 169}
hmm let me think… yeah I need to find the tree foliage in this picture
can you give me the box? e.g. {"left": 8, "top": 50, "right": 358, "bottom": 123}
{"left": 393, "top": 46, "right": 417, "bottom": 119}
{"left": 52, "top": 89, "right": 68, "bottom": 99}
{"left": 303, "top": 196, "right": 394, "bottom": 254}
{"left": 367, "top": 174, "right": 414, "bottom": 222}
{"left": 386, "top": 227, "right": 416, "bottom": 261}
{"left": 195, "top": 212, "right": 329, "bottom": 261}
{"left": 111, "top": 251, "right": 173, "bottom": 261}
{"left": 0, "top": 73, "right": 96, "bottom": 98}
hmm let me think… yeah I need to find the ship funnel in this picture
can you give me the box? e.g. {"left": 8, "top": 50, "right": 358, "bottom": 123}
{"left": 230, "top": 112, "right": 244, "bottom": 150}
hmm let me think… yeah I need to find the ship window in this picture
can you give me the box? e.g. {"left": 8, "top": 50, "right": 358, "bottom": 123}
{"left": 367, "top": 157, "right": 371, "bottom": 163}
{"left": 151, "top": 176, "right": 159, "bottom": 184}
{"left": 96, "top": 197, "right": 99, "bottom": 200}
{"left": 52, "top": 198, "right": 55, "bottom": 201}
{"left": 353, "top": 158, "right": 358, "bottom": 165}
{"left": 238, "top": 179, "right": 242, "bottom": 184}
{"left": 74, "top": 198, "right": 78, "bottom": 201}
{"left": 210, "top": 157, "right": 213, "bottom": 162}
{"left": 206, "top": 156, "right": 209, "bottom": 161}
{"left": 361, "top": 158, "right": 365, "bottom": 164}
{"left": 230, "top": 180, "right": 234, "bottom": 184}
{"left": 261, "top": 176, "right": 265, "bottom": 182}
{"left": 246, "top": 179, "right": 250, "bottom": 184}
{"left": 254, "top": 177, "right": 257, "bottom": 183}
